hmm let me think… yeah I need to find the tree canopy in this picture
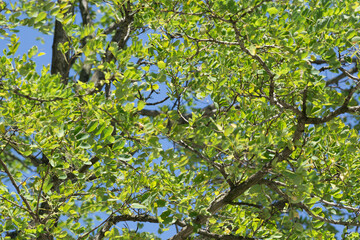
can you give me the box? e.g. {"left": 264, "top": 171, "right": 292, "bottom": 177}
{"left": 1, "top": 0, "right": 360, "bottom": 239}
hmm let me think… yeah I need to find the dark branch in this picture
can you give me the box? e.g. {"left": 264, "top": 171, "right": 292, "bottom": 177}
{"left": 198, "top": 229, "right": 257, "bottom": 240}
{"left": 78, "top": 0, "right": 93, "bottom": 83}
{"left": 87, "top": 2, "right": 134, "bottom": 95}
{"left": 51, "top": 15, "right": 71, "bottom": 84}
{"left": 263, "top": 180, "right": 360, "bottom": 227}
{"left": 169, "top": 166, "right": 270, "bottom": 240}
{"left": 228, "top": 201, "right": 263, "bottom": 209}
{"left": 92, "top": 214, "right": 185, "bottom": 240}
{"left": 306, "top": 80, "right": 360, "bottom": 124}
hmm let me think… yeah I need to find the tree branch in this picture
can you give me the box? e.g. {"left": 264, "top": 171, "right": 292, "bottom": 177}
{"left": 12, "top": 87, "right": 67, "bottom": 103}
{"left": 78, "top": 0, "right": 93, "bottom": 83}
{"left": 169, "top": 166, "right": 271, "bottom": 240}
{"left": 306, "top": 80, "right": 360, "bottom": 124}
{"left": 312, "top": 194, "right": 360, "bottom": 212}
{"left": 228, "top": 201, "right": 263, "bottom": 209}
{"left": 309, "top": 57, "right": 359, "bottom": 86}
{"left": 197, "top": 229, "right": 257, "bottom": 240}
{"left": 79, "top": 0, "right": 91, "bottom": 25}
{"left": 176, "top": 139, "right": 235, "bottom": 188}
{"left": 0, "top": 156, "right": 38, "bottom": 221}
{"left": 87, "top": 2, "right": 134, "bottom": 95}
{"left": 51, "top": 3, "right": 73, "bottom": 85}
{"left": 169, "top": 107, "right": 306, "bottom": 239}
{"left": 263, "top": 180, "right": 360, "bottom": 227}
{"left": 92, "top": 214, "right": 185, "bottom": 240}
{"left": 326, "top": 65, "right": 358, "bottom": 86}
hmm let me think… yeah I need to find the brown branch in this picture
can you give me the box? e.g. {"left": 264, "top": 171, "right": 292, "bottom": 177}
{"left": 184, "top": 34, "right": 240, "bottom": 46}
{"left": 87, "top": 2, "right": 134, "bottom": 95}
{"left": 0, "top": 195, "right": 32, "bottom": 214}
{"left": 51, "top": 2, "right": 73, "bottom": 85}
{"left": 92, "top": 214, "right": 185, "bottom": 240}
{"left": 339, "top": 66, "right": 360, "bottom": 81}
{"left": 169, "top": 109, "right": 306, "bottom": 239}
{"left": 79, "top": 0, "right": 91, "bottom": 25}
{"left": 197, "top": 229, "right": 257, "bottom": 240}
{"left": 146, "top": 96, "right": 170, "bottom": 105}
{"left": 310, "top": 57, "right": 358, "bottom": 65}
{"left": 263, "top": 180, "right": 360, "bottom": 227}
{"left": 306, "top": 80, "right": 360, "bottom": 124}
{"left": 0, "top": 137, "right": 38, "bottom": 222}
{"left": 78, "top": 0, "right": 93, "bottom": 83}
{"left": 79, "top": 213, "right": 114, "bottom": 240}
{"left": 326, "top": 65, "right": 358, "bottom": 86}
{"left": 348, "top": 105, "right": 360, "bottom": 113}
{"left": 78, "top": 155, "right": 99, "bottom": 174}
{"left": 230, "top": 17, "right": 301, "bottom": 116}
{"left": 238, "top": 0, "right": 273, "bottom": 18}
{"left": 0, "top": 156, "right": 38, "bottom": 221}
{"left": 36, "top": 166, "right": 50, "bottom": 217}
{"left": 176, "top": 139, "right": 235, "bottom": 188}
{"left": 299, "top": 202, "right": 360, "bottom": 227}
{"left": 2, "top": 150, "right": 33, "bottom": 171}
{"left": 139, "top": 109, "right": 162, "bottom": 117}
{"left": 12, "top": 87, "right": 66, "bottom": 103}
{"left": 139, "top": 104, "right": 218, "bottom": 122}
{"left": 312, "top": 195, "right": 360, "bottom": 212}
{"left": 228, "top": 201, "right": 263, "bottom": 209}
{"left": 231, "top": 21, "right": 274, "bottom": 79}
{"left": 310, "top": 57, "right": 359, "bottom": 86}
{"left": 253, "top": 111, "right": 284, "bottom": 127}
{"left": 169, "top": 166, "right": 271, "bottom": 240}
{"left": 305, "top": 105, "right": 349, "bottom": 124}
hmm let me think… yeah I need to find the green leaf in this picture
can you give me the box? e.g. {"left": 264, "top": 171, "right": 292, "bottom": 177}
{"left": 1, "top": 1, "right": 360, "bottom": 238}
{"left": 158, "top": 61, "right": 166, "bottom": 69}
{"left": 224, "top": 126, "right": 234, "bottom": 136}
{"left": 355, "top": 5, "right": 360, "bottom": 13}
{"left": 58, "top": 171, "right": 67, "bottom": 180}
{"left": 248, "top": 45, "right": 256, "bottom": 55}
{"left": 137, "top": 101, "right": 146, "bottom": 110}
{"left": 351, "top": 36, "right": 360, "bottom": 43}
{"left": 35, "top": 12, "right": 47, "bottom": 22}
{"left": 43, "top": 180, "right": 53, "bottom": 194}
{"left": 103, "top": 126, "right": 114, "bottom": 138}
{"left": 131, "top": 203, "right": 147, "bottom": 209}
{"left": 271, "top": 233, "right": 283, "bottom": 238}
{"left": 94, "top": 123, "right": 106, "bottom": 135}
{"left": 267, "top": 7, "right": 278, "bottom": 15}
{"left": 57, "top": 127, "right": 65, "bottom": 138}
{"left": 313, "top": 221, "right": 325, "bottom": 229}
{"left": 76, "top": 133, "right": 90, "bottom": 141}
{"left": 87, "top": 121, "right": 98, "bottom": 132}
{"left": 118, "top": 154, "right": 131, "bottom": 161}
{"left": 79, "top": 142, "right": 91, "bottom": 149}
{"left": 0, "top": 122, "right": 5, "bottom": 133}
{"left": 294, "top": 222, "right": 303, "bottom": 231}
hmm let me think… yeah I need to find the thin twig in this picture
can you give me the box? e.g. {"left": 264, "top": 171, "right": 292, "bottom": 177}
{"left": 0, "top": 137, "right": 38, "bottom": 222}
{"left": 36, "top": 165, "right": 50, "bottom": 218}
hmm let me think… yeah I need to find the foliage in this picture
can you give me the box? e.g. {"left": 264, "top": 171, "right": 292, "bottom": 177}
{"left": 0, "top": 0, "right": 360, "bottom": 239}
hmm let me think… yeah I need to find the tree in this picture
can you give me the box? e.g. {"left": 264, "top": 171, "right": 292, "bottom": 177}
{"left": 0, "top": 0, "right": 360, "bottom": 239}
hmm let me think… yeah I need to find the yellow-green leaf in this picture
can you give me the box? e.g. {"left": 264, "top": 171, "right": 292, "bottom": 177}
{"left": 35, "top": 12, "right": 47, "bottom": 22}
{"left": 137, "top": 100, "right": 146, "bottom": 110}
{"left": 268, "top": 7, "right": 278, "bottom": 15}
{"left": 158, "top": 61, "right": 166, "bottom": 69}
{"left": 249, "top": 45, "right": 256, "bottom": 55}
{"left": 0, "top": 123, "right": 5, "bottom": 134}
